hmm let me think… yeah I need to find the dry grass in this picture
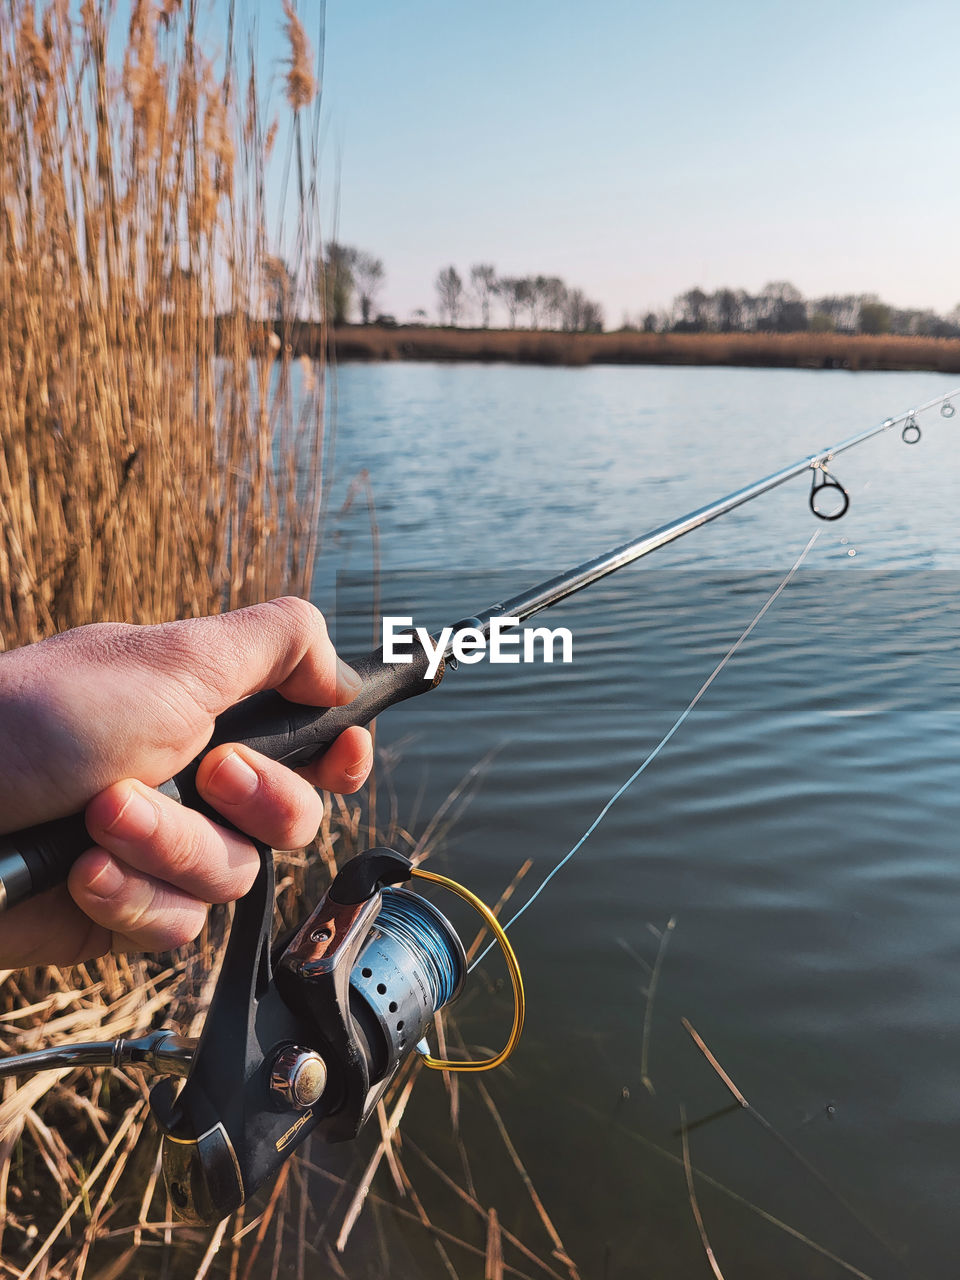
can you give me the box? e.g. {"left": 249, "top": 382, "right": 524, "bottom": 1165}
{"left": 324, "top": 324, "right": 960, "bottom": 372}
{"left": 0, "top": 5, "right": 578, "bottom": 1276}
{"left": 0, "top": 0, "right": 326, "bottom": 647}
{"left": 0, "top": 0, "right": 328, "bottom": 1266}
{"left": 0, "top": 797, "right": 571, "bottom": 1278}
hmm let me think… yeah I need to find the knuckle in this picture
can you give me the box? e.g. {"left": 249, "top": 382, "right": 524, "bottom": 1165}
{"left": 156, "top": 810, "right": 212, "bottom": 884}
{"left": 278, "top": 785, "right": 321, "bottom": 847}
{"left": 117, "top": 908, "right": 205, "bottom": 953}
{"left": 158, "top": 910, "right": 205, "bottom": 950}
{"left": 120, "top": 878, "right": 165, "bottom": 935}
{"left": 267, "top": 596, "right": 328, "bottom": 644}
{"left": 118, "top": 617, "right": 203, "bottom": 672}
{"left": 122, "top": 886, "right": 204, "bottom": 950}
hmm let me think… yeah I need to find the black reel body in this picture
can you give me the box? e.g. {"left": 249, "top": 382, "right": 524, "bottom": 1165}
{"left": 152, "top": 848, "right": 466, "bottom": 1223}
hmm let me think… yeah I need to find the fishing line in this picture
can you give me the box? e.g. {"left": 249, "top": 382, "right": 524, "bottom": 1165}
{"left": 470, "top": 528, "right": 822, "bottom": 971}
{"left": 374, "top": 890, "right": 462, "bottom": 1010}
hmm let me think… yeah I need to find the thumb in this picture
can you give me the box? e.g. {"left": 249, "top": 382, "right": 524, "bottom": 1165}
{"left": 147, "top": 597, "right": 362, "bottom": 716}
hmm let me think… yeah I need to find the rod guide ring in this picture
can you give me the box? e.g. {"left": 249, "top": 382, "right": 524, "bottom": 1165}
{"left": 809, "top": 465, "right": 850, "bottom": 522}
{"left": 902, "top": 416, "right": 921, "bottom": 445}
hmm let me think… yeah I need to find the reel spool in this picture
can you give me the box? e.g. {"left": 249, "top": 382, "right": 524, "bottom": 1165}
{"left": 153, "top": 848, "right": 522, "bottom": 1223}
{"left": 348, "top": 886, "right": 466, "bottom": 1083}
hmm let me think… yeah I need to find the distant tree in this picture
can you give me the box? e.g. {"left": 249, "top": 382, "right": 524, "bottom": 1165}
{"left": 713, "top": 288, "right": 744, "bottom": 332}
{"left": 470, "top": 264, "right": 497, "bottom": 327}
{"left": 525, "top": 275, "right": 543, "bottom": 328}
{"left": 673, "top": 287, "right": 709, "bottom": 332}
{"left": 562, "top": 288, "right": 587, "bottom": 332}
{"left": 435, "top": 266, "right": 464, "bottom": 325}
{"left": 811, "top": 294, "right": 859, "bottom": 334}
{"left": 319, "top": 242, "right": 359, "bottom": 325}
{"left": 809, "top": 311, "right": 836, "bottom": 333}
{"left": 582, "top": 299, "right": 604, "bottom": 333}
{"left": 263, "top": 256, "right": 295, "bottom": 320}
{"left": 642, "top": 312, "right": 658, "bottom": 332}
{"left": 892, "top": 308, "right": 949, "bottom": 337}
{"left": 734, "top": 292, "right": 760, "bottom": 331}
{"left": 561, "top": 288, "right": 603, "bottom": 333}
{"left": 541, "top": 277, "right": 567, "bottom": 329}
{"left": 758, "top": 281, "right": 807, "bottom": 332}
{"left": 353, "top": 252, "right": 385, "bottom": 324}
{"left": 497, "top": 276, "right": 529, "bottom": 328}
{"left": 779, "top": 300, "right": 808, "bottom": 331}
{"left": 858, "top": 298, "right": 892, "bottom": 335}
{"left": 528, "top": 274, "right": 563, "bottom": 328}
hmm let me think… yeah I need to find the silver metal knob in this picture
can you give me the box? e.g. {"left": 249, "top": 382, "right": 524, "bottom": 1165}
{"left": 270, "top": 1046, "right": 327, "bottom": 1110}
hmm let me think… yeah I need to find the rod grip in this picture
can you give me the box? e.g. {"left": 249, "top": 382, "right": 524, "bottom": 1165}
{"left": 0, "top": 643, "right": 441, "bottom": 911}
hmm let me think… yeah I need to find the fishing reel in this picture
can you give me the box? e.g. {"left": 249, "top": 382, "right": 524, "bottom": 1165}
{"left": 149, "top": 845, "right": 522, "bottom": 1224}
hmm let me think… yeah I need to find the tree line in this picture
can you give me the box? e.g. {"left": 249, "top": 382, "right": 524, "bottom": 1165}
{"left": 636, "top": 282, "right": 960, "bottom": 338}
{"left": 434, "top": 265, "right": 604, "bottom": 332}
{"left": 263, "top": 245, "right": 603, "bottom": 332}
{"left": 264, "top": 249, "right": 960, "bottom": 340}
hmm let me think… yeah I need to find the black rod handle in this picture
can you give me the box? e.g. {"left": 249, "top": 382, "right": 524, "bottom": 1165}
{"left": 0, "top": 644, "right": 442, "bottom": 912}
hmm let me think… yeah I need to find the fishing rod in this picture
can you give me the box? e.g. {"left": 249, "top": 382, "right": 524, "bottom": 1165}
{"left": 0, "top": 385, "right": 954, "bottom": 1224}
{"left": 3, "top": 386, "right": 954, "bottom": 910}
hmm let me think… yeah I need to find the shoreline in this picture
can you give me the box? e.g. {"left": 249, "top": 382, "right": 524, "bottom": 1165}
{"left": 314, "top": 325, "right": 960, "bottom": 373}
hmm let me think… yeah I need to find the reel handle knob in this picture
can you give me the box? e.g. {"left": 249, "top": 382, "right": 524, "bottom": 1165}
{"left": 0, "top": 641, "right": 442, "bottom": 911}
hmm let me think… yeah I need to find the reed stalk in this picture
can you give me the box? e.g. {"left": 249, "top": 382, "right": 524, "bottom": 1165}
{"left": 0, "top": 4, "right": 573, "bottom": 1275}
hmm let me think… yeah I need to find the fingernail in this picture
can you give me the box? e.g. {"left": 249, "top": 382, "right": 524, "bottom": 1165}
{"left": 87, "top": 855, "right": 124, "bottom": 898}
{"left": 106, "top": 786, "right": 159, "bottom": 840}
{"left": 336, "top": 657, "right": 363, "bottom": 698}
{"left": 205, "top": 751, "right": 260, "bottom": 805}
{"left": 345, "top": 754, "right": 372, "bottom": 782}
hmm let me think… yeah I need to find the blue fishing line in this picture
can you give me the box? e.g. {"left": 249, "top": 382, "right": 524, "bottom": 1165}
{"left": 377, "top": 890, "right": 460, "bottom": 1009}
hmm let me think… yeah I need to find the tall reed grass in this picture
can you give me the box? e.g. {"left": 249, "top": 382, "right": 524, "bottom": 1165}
{"left": 0, "top": 4, "right": 576, "bottom": 1276}
{"left": 0, "top": 0, "right": 326, "bottom": 1269}
{"left": 0, "top": 0, "right": 327, "bottom": 646}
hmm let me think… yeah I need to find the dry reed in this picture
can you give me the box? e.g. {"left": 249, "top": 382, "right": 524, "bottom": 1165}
{"left": 679, "top": 1104, "right": 726, "bottom": 1280}
{"left": 321, "top": 323, "right": 960, "bottom": 372}
{"left": 0, "top": 3, "right": 576, "bottom": 1275}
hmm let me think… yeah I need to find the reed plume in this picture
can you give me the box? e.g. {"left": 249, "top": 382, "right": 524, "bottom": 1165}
{"left": 282, "top": 0, "right": 317, "bottom": 112}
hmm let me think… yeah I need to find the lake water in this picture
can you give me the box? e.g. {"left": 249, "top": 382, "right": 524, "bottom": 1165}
{"left": 304, "top": 364, "right": 960, "bottom": 1280}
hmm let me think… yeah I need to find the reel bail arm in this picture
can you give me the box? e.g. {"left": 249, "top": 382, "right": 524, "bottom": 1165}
{"left": 0, "top": 1029, "right": 195, "bottom": 1082}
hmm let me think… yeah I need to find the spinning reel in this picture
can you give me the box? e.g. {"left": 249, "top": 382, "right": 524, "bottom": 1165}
{"left": 1, "top": 845, "right": 523, "bottom": 1225}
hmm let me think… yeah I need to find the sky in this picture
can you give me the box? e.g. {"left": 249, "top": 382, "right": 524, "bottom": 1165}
{"left": 253, "top": 0, "right": 960, "bottom": 326}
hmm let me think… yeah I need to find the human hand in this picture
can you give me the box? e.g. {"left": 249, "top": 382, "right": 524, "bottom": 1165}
{"left": 0, "top": 598, "right": 373, "bottom": 967}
